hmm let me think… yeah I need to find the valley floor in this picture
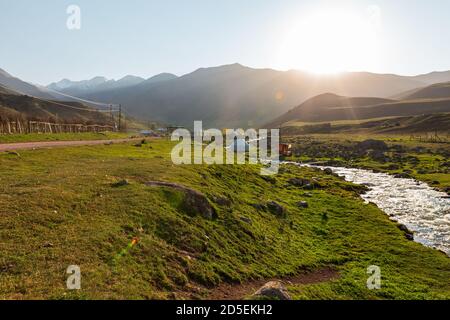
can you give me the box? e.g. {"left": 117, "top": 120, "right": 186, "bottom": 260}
{"left": 0, "top": 139, "right": 449, "bottom": 299}
{"left": 0, "top": 132, "right": 131, "bottom": 144}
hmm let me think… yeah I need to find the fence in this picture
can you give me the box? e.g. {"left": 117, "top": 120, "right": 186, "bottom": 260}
{"left": 410, "top": 132, "right": 450, "bottom": 143}
{"left": 0, "top": 120, "right": 115, "bottom": 135}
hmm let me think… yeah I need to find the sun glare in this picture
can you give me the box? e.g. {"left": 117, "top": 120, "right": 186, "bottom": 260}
{"left": 278, "top": 8, "right": 381, "bottom": 74}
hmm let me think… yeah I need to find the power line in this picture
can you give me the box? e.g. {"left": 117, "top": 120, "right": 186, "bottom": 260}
{"left": 41, "top": 85, "right": 118, "bottom": 108}
{"left": 0, "top": 83, "right": 120, "bottom": 113}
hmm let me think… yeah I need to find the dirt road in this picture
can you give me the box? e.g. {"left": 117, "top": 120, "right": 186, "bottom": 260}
{"left": 207, "top": 268, "right": 339, "bottom": 300}
{"left": 0, "top": 138, "right": 142, "bottom": 152}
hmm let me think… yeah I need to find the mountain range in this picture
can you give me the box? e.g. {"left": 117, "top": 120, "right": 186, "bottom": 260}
{"left": 47, "top": 74, "right": 177, "bottom": 97}
{"left": 2, "top": 64, "right": 450, "bottom": 128}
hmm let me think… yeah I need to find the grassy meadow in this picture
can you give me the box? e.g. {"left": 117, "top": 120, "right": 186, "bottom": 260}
{"left": 0, "top": 132, "right": 132, "bottom": 144}
{"left": 0, "top": 138, "right": 449, "bottom": 300}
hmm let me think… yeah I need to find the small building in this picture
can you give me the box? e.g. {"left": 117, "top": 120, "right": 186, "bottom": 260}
{"left": 140, "top": 130, "right": 156, "bottom": 137}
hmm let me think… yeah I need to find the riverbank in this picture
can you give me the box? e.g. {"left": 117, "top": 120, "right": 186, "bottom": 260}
{"left": 297, "top": 164, "right": 449, "bottom": 256}
{"left": 0, "top": 139, "right": 448, "bottom": 299}
{"left": 284, "top": 134, "right": 450, "bottom": 194}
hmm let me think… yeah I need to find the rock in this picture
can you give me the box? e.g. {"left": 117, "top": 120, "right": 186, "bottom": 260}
{"left": 251, "top": 203, "right": 266, "bottom": 211}
{"left": 146, "top": 181, "right": 217, "bottom": 220}
{"left": 253, "top": 281, "right": 291, "bottom": 300}
{"left": 288, "top": 178, "right": 310, "bottom": 187}
{"left": 212, "top": 196, "right": 232, "bottom": 206}
{"left": 323, "top": 168, "right": 333, "bottom": 175}
{"left": 394, "top": 173, "right": 411, "bottom": 179}
{"left": 357, "top": 139, "right": 388, "bottom": 151}
{"left": 297, "top": 201, "right": 309, "bottom": 208}
{"left": 43, "top": 242, "right": 54, "bottom": 248}
{"left": 239, "top": 216, "right": 252, "bottom": 225}
{"left": 405, "top": 233, "right": 414, "bottom": 241}
{"left": 111, "top": 179, "right": 130, "bottom": 187}
{"left": 386, "top": 164, "right": 400, "bottom": 170}
{"left": 303, "top": 184, "right": 314, "bottom": 190}
{"left": 368, "top": 150, "right": 387, "bottom": 162}
{"left": 261, "top": 176, "right": 276, "bottom": 184}
{"left": 267, "top": 201, "right": 285, "bottom": 217}
{"left": 398, "top": 224, "right": 414, "bottom": 240}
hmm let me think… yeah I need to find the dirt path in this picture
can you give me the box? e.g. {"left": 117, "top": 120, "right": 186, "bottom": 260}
{"left": 0, "top": 138, "right": 143, "bottom": 152}
{"left": 207, "top": 268, "right": 339, "bottom": 300}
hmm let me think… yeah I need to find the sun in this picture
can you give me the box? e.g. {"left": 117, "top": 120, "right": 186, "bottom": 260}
{"left": 278, "top": 8, "right": 381, "bottom": 74}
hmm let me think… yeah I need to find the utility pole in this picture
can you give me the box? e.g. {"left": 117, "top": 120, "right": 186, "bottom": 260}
{"left": 118, "top": 104, "right": 122, "bottom": 132}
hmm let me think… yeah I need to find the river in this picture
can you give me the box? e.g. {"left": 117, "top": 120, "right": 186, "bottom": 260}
{"left": 289, "top": 163, "right": 450, "bottom": 256}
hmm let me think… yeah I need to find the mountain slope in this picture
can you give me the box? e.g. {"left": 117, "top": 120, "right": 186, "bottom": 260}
{"left": 63, "top": 64, "right": 438, "bottom": 128}
{"left": 412, "top": 71, "right": 450, "bottom": 85}
{"left": 266, "top": 92, "right": 450, "bottom": 128}
{"left": 267, "top": 93, "right": 396, "bottom": 127}
{"left": 0, "top": 89, "right": 111, "bottom": 124}
{"left": 401, "top": 82, "right": 450, "bottom": 100}
{"left": 0, "top": 68, "right": 55, "bottom": 99}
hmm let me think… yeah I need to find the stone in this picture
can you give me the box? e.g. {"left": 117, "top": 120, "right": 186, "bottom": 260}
{"left": 297, "top": 201, "right": 309, "bottom": 208}
{"left": 398, "top": 224, "right": 414, "bottom": 241}
{"left": 267, "top": 201, "right": 285, "bottom": 217}
{"left": 111, "top": 179, "right": 130, "bottom": 187}
{"left": 253, "top": 281, "right": 291, "bottom": 300}
{"left": 251, "top": 203, "right": 266, "bottom": 211}
{"left": 213, "top": 196, "right": 232, "bottom": 206}
{"left": 146, "top": 181, "right": 217, "bottom": 220}
{"left": 394, "top": 173, "right": 411, "bottom": 179}
{"left": 239, "top": 216, "right": 252, "bottom": 225}
{"left": 357, "top": 139, "right": 388, "bottom": 151}
{"left": 288, "top": 178, "right": 310, "bottom": 187}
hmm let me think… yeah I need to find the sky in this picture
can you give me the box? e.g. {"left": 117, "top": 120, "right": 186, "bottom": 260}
{"left": 1, "top": 0, "right": 450, "bottom": 84}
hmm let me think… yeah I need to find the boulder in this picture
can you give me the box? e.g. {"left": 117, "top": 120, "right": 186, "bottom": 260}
{"left": 303, "top": 184, "right": 314, "bottom": 190}
{"left": 288, "top": 178, "right": 310, "bottom": 187}
{"left": 111, "top": 179, "right": 130, "bottom": 187}
{"left": 368, "top": 150, "right": 387, "bottom": 162}
{"left": 386, "top": 164, "right": 400, "bottom": 170}
{"left": 398, "top": 224, "right": 414, "bottom": 241}
{"left": 253, "top": 281, "right": 291, "bottom": 300}
{"left": 323, "top": 168, "right": 333, "bottom": 175}
{"left": 146, "top": 181, "right": 217, "bottom": 220}
{"left": 212, "top": 196, "right": 232, "bottom": 206}
{"left": 251, "top": 203, "right": 266, "bottom": 211}
{"left": 357, "top": 139, "right": 388, "bottom": 151}
{"left": 239, "top": 216, "right": 252, "bottom": 225}
{"left": 267, "top": 201, "right": 285, "bottom": 217}
{"left": 394, "top": 173, "right": 412, "bottom": 179}
{"left": 297, "top": 201, "right": 309, "bottom": 208}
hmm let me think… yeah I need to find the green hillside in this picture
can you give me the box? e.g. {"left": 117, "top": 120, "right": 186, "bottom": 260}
{"left": 0, "top": 140, "right": 448, "bottom": 299}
